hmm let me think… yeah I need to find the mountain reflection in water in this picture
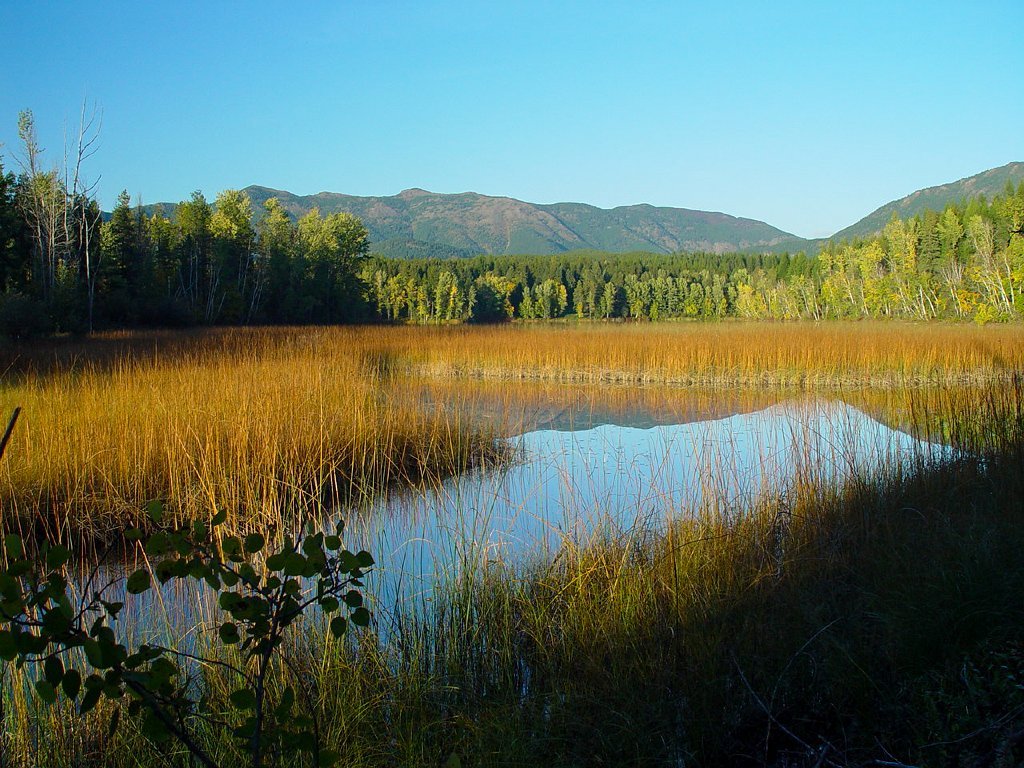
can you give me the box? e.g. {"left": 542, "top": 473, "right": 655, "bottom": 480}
{"left": 95, "top": 397, "right": 956, "bottom": 641}
{"left": 349, "top": 398, "right": 954, "bottom": 612}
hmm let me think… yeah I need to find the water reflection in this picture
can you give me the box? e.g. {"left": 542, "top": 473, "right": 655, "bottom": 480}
{"left": 347, "top": 397, "right": 955, "bottom": 614}
{"left": 89, "top": 395, "right": 956, "bottom": 643}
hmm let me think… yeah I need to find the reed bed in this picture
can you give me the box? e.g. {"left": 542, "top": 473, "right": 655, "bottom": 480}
{"left": 345, "top": 321, "right": 1024, "bottom": 388}
{"left": 9, "top": 382, "right": 1021, "bottom": 767}
{"left": 290, "top": 380, "right": 1024, "bottom": 767}
{"left": 0, "top": 321, "right": 1018, "bottom": 545}
{"left": 0, "top": 329, "right": 496, "bottom": 545}
{"left": 2, "top": 325, "right": 1024, "bottom": 766}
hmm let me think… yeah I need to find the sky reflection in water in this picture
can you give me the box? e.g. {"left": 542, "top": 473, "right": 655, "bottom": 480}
{"left": 101, "top": 397, "right": 955, "bottom": 643}
{"left": 349, "top": 398, "right": 954, "bottom": 613}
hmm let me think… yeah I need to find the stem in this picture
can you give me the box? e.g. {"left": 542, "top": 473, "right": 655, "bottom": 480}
{"left": 0, "top": 408, "right": 21, "bottom": 462}
{"left": 124, "top": 678, "right": 219, "bottom": 768}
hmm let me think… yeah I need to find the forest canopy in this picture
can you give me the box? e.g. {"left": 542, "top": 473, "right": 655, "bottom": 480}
{"left": 2, "top": 110, "right": 1023, "bottom": 336}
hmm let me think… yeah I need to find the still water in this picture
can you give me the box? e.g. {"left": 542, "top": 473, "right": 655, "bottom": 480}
{"left": 104, "top": 394, "right": 956, "bottom": 637}
{"left": 345, "top": 396, "right": 954, "bottom": 614}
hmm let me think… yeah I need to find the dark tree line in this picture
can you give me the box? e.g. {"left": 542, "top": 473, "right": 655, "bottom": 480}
{"left": 3, "top": 109, "right": 1024, "bottom": 336}
{"left": 0, "top": 115, "right": 371, "bottom": 337}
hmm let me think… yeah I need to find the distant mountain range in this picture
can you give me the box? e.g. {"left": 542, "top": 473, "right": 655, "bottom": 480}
{"left": 240, "top": 185, "right": 798, "bottom": 256}
{"left": 139, "top": 162, "right": 1023, "bottom": 258}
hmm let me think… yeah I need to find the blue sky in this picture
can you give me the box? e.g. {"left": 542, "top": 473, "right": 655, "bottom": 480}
{"left": 1, "top": 1, "right": 1020, "bottom": 238}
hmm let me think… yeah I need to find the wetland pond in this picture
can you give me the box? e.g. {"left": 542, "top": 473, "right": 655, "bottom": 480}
{"left": 110, "top": 388, "right": 958, "bottom": 635}
{"left": 347, "top": 389, "right": 955, "bottom": 616}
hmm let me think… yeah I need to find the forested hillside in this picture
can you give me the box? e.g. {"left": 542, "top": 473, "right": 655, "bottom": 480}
{"left": 2, "top": 110, "right": 1023, "bottom": 335}
{"left": 361, "top": 184, "right": 1024, "bottom": 323}
{"left": 833, "top": 162, "right": 1024, "bottom": 241}
{"left": 238, "top": 185, "right": 800, "bottom": 256}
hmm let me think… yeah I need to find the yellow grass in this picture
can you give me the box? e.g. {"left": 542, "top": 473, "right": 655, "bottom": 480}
{"left": 380, "top": 321, "right": 1024, "bottom": 386}
{"left": 0, "top": 321, "right": 1021, "bottom": 544}
{"left": 0, "top": 328, "right": 492, "bottom": 543}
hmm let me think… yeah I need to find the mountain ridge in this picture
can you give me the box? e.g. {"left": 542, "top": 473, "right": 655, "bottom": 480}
{"left": 832, "top": 162, "right": 1024, "bottom": 241}
{"left": 239, "top": 185, "right": 800, "bottom": 257}
{"left": 134, "top": 162, "right": 1023, "bottom": 258}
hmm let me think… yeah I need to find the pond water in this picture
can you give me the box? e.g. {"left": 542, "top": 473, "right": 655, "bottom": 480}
{"left": 344, "top": 396, "right": 955, "bottom": 616}
{"left": 95, "top": 393, "right": 957, "bottom": 639}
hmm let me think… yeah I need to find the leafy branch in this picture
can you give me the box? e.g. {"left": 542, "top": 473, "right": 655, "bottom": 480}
{"left": 0, "top": 498, "right": 373, "bottom": 768}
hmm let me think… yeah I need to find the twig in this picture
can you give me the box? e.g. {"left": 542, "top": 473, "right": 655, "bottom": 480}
{"left": 0, "top": 407, "right": 21, "bottom": 461}
{"left": 731, "top": 651, "right": 846, "bottom": 768}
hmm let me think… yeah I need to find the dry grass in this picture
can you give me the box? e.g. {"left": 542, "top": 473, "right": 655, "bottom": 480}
{"left": 1, "top": 323, "right": 1023, "bottom": 766}
{"left": 0, "top": 328, "right": 494, "bottom": 545}
{"left": 1, "top": 322, "right": 1021, "bottom": 545}
{"left": 349, "top": 321, "right": 1024, "bottom": 387}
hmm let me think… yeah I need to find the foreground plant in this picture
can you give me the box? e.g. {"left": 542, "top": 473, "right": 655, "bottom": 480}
{"left": 0, "top": 501, "right": 372, "bottom": 767}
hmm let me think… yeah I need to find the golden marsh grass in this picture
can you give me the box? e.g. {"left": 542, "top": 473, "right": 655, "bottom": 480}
{"left": 1, "top": 322, "right": 1022, "bottom": 544}
{"left": 1, "top": 324, "right": 1023, "bottom": 765}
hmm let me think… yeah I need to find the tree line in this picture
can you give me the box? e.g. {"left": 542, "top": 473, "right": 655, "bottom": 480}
{"left": 362, "top": 187, "right": 1024, "bottom": 324}
{"left": 0, "top": 111, "right": 371, "bottom": 337}
{"left": 2, "top": 109, "right": 1023, "bottom": 336}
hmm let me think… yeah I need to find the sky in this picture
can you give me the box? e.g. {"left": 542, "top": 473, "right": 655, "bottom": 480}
{"left": 0, "top": 1, "right": 1021, "bottom": 239}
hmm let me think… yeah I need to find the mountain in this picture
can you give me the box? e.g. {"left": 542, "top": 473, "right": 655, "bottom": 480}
{"left": 831, "top": 162, "right": 1024, "bottom": 241}
{"left": 240, "top": 185, "right": 801, "bottom": 257}
{"left": 132, "top": 162, "right": 1022, "bottom": 258}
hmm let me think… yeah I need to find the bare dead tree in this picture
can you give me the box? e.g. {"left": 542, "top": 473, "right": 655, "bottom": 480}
{"left": 15, "top": 110, "right": 64, "bottom": 302}
{"left": 63, "top": 100, "right": 103, "bottom": 331}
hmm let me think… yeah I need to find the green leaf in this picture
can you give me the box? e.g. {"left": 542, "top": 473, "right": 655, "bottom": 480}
{"left": 243, "top": 532, "right": 265, "bottom": 553}
{"left": 43, "top": 609, "right": 72, "bottom": 634}
{"left": 229, "top": 688, "right": 257, "bottom": 710}
{"left": 126, "top": 570, "right": 151, "bottom": 595}
{"left": 320, "top": 596, "right": 340, "bottom": 614}
{"left": 44, "top": 656, "right": 64, "bottom": 687}
{"left": 275, "top": 686, "right": 295, "bottom": 719}
{"left": 445, "top": 754, "right": 463, "bottom": 768}
{"left": 146, "top": 500, "right": 164, "bottom": 524}
{"left": 145, "top": 531, "right": 169, "bottom": 556}
{"left": 329, "top": 616, "right": 347, "bottom": 638}
{"left": 124, "top": 527, "right": 144, "bottom": 541}
{"left": 265, "top": 552, "right": 286, "bottom": 571}
{"left": 35, "top": 679, "right": 56, "bottom": 704}
{"left": 222, "top": 535, "right": 241, "bottom": 553}
{"left": 320, "top": 749, "right": 341, "bottom": 767}
{"left": 62, "top": 669, "right": 82, "bottom": 700}
{"left": 351, "top": 607, "right": 370, "bottom": 627}
{"left": 192, "top": 520, "right": 207, "bottom": 539}
{"left": 343, "top": 590, "right": 363, "bottom": 608}
{"left": 324, "top": 535, "right": 341, "bottom": 551}
{"left": 338, "top": 551, "right": 358, "bottom": 572}
{"left": 83, "top": 640, "right": 105, "bottom": 669}
{"left": 79, "top": 685, "right": 102, "bottom": 714}
{"left": 100, "top": 601, "right": 124, "bottom": 619}
{"left": 210, "top": 508, "right": 228, "bottom": 527}
{"left": 356, "top": 550, "right": 375, "bottom": 568}
{"left": 219, "top": 622, "right": 240, "bottom": 645}
{"left": 107, "top": 706, "right": 121, "bottom": 739}
{"left": 233, "top": 715, "right": 258, "bottom": 739}
{"left": 237, "top": 563, "right": 258, "bottom": 584}
{"left": 142, "top": 709, "right": 170, "bottom": 742}
{"left": 45, "top": 544, "right": 71, "bottom": 570}
{"left": 0, "top": 631, "right": 16, "bottom": 661}
{"left": 283, "top": 553, "right": 306, "bottom": 576}
{"left": 301, "top": 535, "right": 322, "bottom": 556}
{"left": 3, "top": 534, "right": 22, "bottom": 558}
